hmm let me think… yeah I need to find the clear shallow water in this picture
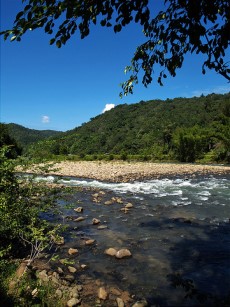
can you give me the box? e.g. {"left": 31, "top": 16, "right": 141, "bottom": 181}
{"left": 34, "top": 174, "right": 230, "bottom": 223}
{"left": 32, "top": 174, "right": 230, "bottom": 306}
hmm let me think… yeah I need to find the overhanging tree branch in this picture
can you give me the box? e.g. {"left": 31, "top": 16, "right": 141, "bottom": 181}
{"left": 1, "top": 0, "right": 229, "bottom": 96}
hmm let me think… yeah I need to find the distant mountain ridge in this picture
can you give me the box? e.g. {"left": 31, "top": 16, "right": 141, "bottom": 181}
{"left": 6, "top": 123, "right": 62, "bottom": 148}
{"left": 26, "top": 92, "right": 230, "bottom": 163}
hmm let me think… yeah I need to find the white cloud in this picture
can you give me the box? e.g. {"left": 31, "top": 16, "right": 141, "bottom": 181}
{"left": 42, "top": 115, "right": 50, "bottom": 123}
{"left": 102, "top": 103, "right": 115, "bottom": 113}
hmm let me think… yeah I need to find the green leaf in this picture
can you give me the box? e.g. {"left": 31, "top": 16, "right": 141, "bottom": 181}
{"left": 114, "top": 24, "right": 122, "bottom": 33}
{"left": 56, "top": 40, "right": 61, "bottom": 48}
{"left": 100, "top": 19, "right": 106, "bottom": 26}
{"left": 49, "top": 38, "right": 55, "bottom": 45}
{"left": 15, "top": 11, "right": 24, "bottom": 20}
{"left": 10, "top": 36, "right": 17, "bottom": 42}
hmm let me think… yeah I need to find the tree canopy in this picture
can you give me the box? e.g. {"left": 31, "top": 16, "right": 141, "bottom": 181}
{"left": 1, "top": 0, "right": 230, "bottom": 96}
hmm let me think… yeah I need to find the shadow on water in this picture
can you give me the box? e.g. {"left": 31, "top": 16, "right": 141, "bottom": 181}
{"left": 41, "top": 181, "right": 230, "bottom": 306}
{"left": 135, "top": 217, "right": 230, "bottom": 306}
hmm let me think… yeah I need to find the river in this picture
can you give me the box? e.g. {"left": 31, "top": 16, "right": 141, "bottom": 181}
{"left": 33, "top": 174, "right": 230, "bottom": 306}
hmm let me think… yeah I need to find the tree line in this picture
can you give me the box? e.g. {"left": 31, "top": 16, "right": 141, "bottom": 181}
{"left": 24, "top": 93, "right": 230, "bottom": 163}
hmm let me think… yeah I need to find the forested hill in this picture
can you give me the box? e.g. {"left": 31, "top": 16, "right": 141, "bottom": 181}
{"left": 28, "top": 93, "right": 230, "bottom": 163}
{"left": 6, "top": 123, "right": 63, "bottom": 148}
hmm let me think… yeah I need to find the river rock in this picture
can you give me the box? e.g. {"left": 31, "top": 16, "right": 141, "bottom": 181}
{"left": 53, "top": 236, "right": 65, "bottom": 245}
{"left": 110, "top": 287, "right": 121, "bottom": 296}
{"left": 92, "top": 193, "right": 99, "bottom": 198}
{"left": 70, "top": 286, "right": 79, "bottom": 298}
{"left": 80, "top": 264, "right": 87, "bottom": 269}
{"left": 125, "top": 202, "right": 133, "bottom": 208}
{"left": 85, "top": 239, "right": 95, "bottom": 245}
{"left": 97, "top": 225, "right": 108, "bottom": 230}
{"left": 98, "top": 287, "right": 108, "bottom": 300}
{"left": 65, "top": 274, "right": 75, "bottom": 281}
{"left": 120, "top": 208, "right": 129, "bottom": 213}
{"left": 16, "top": 261, "right": 28, "bottom": 278}
{"left": 74, "top": 216, "right": 85, "bottom": 222}
{"left": 67, "top": 297, "right": 81, "bottom": 307}
{"left": 31, "top": 288, "right": 38, "bottom": 297}
{"left": 105, "top": 248, "right": 118, "bottom": 256}
{"left": 68, "top": 266, "right": 77, "bottom": 273}
{"left": 37, "top": 270, "right": 49, "bottom": 282}
{"left": 57, "top": 267, "right": 64, "bottom": 274}
{"left": 52, "top": 272, "right": 60, "bottom": 279}
{"left": 115, "top": 197, "right": 123, "bottom": 204}
{"left": 76, "top": 285, "right": 83, "bottom": 291}
{"left": 132, "top": 299, "right": 148, "bottom": 307}
{"left": 51, "top": 275, "right": 59, "bottom": 284}
{"left": 104, "top": 200, "right": 113, "bottom": 205}
{"left": 55, "top": 289, "right": 63, "bottom": 298}
{"left": 92, "top": 218, "right": 100, "bottom": 225}
{"left": 116, "top": 297, "right": 125, "bottom": 307}
{"left": 68, "top": 248, "right": 79, "bottom": 255}
{"left": 115, "top": 249, "right": 132, "bottom": 259}
{"left": 74, "top": 207, "right": 83, "bottom": 213}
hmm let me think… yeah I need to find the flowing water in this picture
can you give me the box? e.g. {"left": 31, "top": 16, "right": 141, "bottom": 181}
{"left": 33, "top": 174, "right": 230, "bottom": 306}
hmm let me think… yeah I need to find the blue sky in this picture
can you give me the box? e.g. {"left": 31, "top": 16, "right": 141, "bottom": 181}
{"left": 1, "top": 1, "right": 229, "bottom": 131}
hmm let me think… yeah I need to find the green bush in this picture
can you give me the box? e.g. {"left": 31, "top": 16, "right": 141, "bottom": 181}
{"left": 0, "top": 146, "right": 60, "bottom": 258}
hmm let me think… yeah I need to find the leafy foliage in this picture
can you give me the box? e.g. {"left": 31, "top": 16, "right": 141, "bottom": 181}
{"left": 0, "top": 146, "right": 60, "bottom": 258}
{"left": 1, "top": 0, "right": 229, "bottom": 95}
{"left": 26, "top": 93, "right": 230, "bottom": 163}
{"left": 0, "top": 123, "right": 22, "bottom": 158}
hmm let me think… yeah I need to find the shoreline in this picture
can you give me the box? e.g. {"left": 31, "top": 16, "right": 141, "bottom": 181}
{"left": 26, "top": 161, "right": 230, "bottom": 182}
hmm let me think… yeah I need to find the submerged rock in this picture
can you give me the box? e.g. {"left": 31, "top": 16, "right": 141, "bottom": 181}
{"left": 125, "top": 202, "right": 133, "bottom": 208}
{"left": 115, "top": 197, "right": 123, "bottom": 204}
{"left": 115, "top": 249, "right": 132, "bottom": 259}
{"left": 105, "top": 248, "right": 118, "bottom": 256}
{"left": 92, "top": 218, "right": 100, "bottom": 225}
{"left": 132, "top": 299, "right": 148, "bottom": 307}
{"left": 85, "top": 239, "right": 95, "bottom": 245}
{"left": 53, "top": 236, "right": 65, "bottom": 245}
{"left": 105, "top": 248, "right": 132, "bottom": 259}
{"left": 80, "top": 264, "right": 87, "bottom": 269}
{"left": 74, "top": 207, "right": 83, "bottom": 213}
{"left": 104, "top": 200, "right": 113, "bottom": 205}
{"left": 74, "top": 216, "right": 85, "bottom": 222}
{"left": 120, "top": 207, "right": 129, "bottom": 214}
{"left": 97, "top": 225, "right": 108, "bottom": 230}
{"left": 68, "top": 248, "right": 78, "bottom": 255}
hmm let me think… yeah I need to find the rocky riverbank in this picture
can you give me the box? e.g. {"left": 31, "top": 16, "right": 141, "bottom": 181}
{"left": 13, "top": 161, "right": 230, "bottom": 306}
{"left": 26, "top": 161, "right": 230, "bottom": 182}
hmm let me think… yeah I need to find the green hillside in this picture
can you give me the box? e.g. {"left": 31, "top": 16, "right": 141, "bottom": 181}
{"left": 28, "top": 93, "right": 230, "bottom": 163}
{"left": 6, "top": 123, "right": 63, "bottom": 149}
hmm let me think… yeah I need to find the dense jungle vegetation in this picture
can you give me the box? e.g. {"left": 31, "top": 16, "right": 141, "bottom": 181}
{"left": 24, "top": 93, "right": 230, "bottom": 163}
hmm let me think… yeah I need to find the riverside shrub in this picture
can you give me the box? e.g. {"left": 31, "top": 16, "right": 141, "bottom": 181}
{"left": 0, "top": 146, "right": 60, "bottom": 258}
